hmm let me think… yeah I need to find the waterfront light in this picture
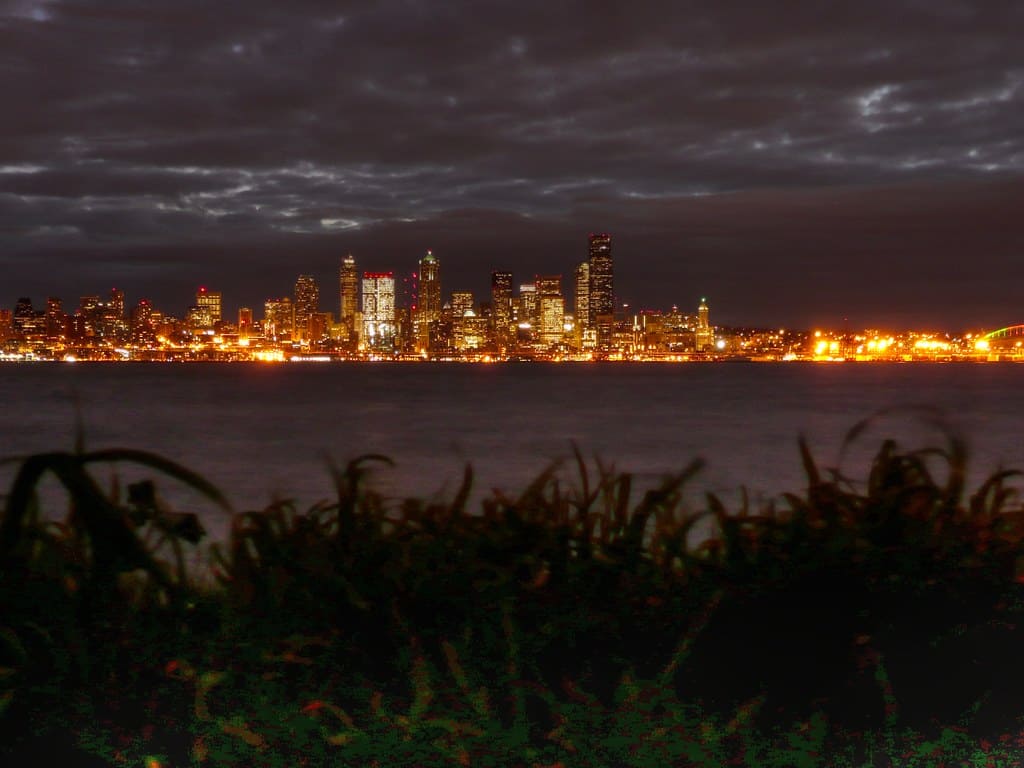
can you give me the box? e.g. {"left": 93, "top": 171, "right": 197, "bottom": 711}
{"left": 254, "top": 350, "right": 285, "bottom": 362}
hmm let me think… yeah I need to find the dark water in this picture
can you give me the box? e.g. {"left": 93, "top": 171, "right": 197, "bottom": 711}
{"left": 2, "top": 361, "right": 1023, "bottom": 540}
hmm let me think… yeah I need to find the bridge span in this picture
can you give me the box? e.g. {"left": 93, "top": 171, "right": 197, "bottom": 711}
{"left": 982, "top": 325, "right": 1024, "bottom": 341}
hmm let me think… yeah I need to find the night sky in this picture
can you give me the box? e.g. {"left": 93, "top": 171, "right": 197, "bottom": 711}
{"left": 2, "top": 0, "right": 1022, "bottom": 329}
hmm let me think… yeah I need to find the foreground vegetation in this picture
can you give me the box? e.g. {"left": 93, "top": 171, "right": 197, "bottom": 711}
{"left": 4, "top": 415, "right": 1024, "bottom": 765}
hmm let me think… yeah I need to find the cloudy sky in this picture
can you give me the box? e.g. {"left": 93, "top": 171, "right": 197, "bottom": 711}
{"left": 1, "top": 0, "right": 1022, "bottom": 329}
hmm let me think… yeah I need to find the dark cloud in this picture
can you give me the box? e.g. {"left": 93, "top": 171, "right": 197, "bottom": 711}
{"left": 1, "top": 0, "right": 1022, "bottom": 328}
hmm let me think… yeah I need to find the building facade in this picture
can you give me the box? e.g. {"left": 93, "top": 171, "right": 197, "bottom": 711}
{"left": 414, "top": 250, "right": 441, "bottom": 352}
{"left": 195, "top": 287, "right": 222, "bottom": 329}
{"left": 574, "top": 261, "right": 590, "bottom": 351}
{"left": 695, "top": 297, "right": 714, "bottom": 351}
{"left": 490, "top": 271, "right": 513, "bottom": 351}
{"left": 263, "top": 297, "right": 294, "bottom": 342}
{"left": 339, "top": 254, "right": 359, "bottom": 345}
{"left": 361, "top": 272, "right": 395, "bottom": 351}
{"left": 588, "top": 233, "right": 613, "bottom": 351}
{"left": 294, "top": 274, "right": 319, "bottom": 342}
{"left": 535, "top": 275, "right": 564, "bottom": 348}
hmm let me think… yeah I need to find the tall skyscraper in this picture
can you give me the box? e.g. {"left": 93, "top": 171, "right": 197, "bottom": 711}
{"left": 574, "top": 261, "right": 590, "bottom": 333}
{"left": 13, "top": 297, "right": 38, "bottom": 336}
{"left": 97, "top": 287, "right": 127, "bottom": 341}
{"left": 518, "top": 283, "right": 538, "bottom": 327}
{"left": 695, "top": 297, "right": 714, "bottom": 351}
{"left": 339, "top": 254, "right": 359, "bottom": 343}
{"left": 294, "top": 274, "right": 319, "bottom": 342}
{"left": 588, "top": 233, "right": 613, "bottom": 350}
{"left": 130, "top": 299, "right": 155, "bottom": 345}
{"left": 45, "top": 297, "right": 64, "bottom": 340}
{"left": 78, "top": 296, "right": 101, "bottom": 338}
{"left": 414, "top": 250, "right": 441, "bottom": 352}
{"left": 362, "top": 272, "right": 395, "bottom": 351}
{"left": 491, "top": 270, "right": 513, "bottom": 350}
{"left": 574, "top": 262, "right": 590, "bottom": 324}
{"left": 535, "top": 275, "right": 564, "bottom": 348}
{"left": 195, "top": 287, "right": 222, "bottom": 329}
{"left": 108, "top": 288, "right": 125, "bottom": 322}
{"left": 238, "top": 307, "right": 254, "bottom": 334}
{"left": 263, "top": 297, "right": 294, "bottom": 342}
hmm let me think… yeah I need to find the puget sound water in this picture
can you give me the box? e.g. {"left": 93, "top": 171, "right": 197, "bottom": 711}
{"left": 2, "top": 361, "right": 1023, "bottom": 541}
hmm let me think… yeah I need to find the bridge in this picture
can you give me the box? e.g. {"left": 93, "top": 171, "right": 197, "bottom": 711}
{"left": 982, "top": 325, "right": 1024, "bottom": 341}
{"left": 979, "top": 325, "right": 1024, "bottom": 354}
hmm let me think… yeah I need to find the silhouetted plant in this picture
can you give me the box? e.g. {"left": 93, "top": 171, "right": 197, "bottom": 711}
{"left": 5, "top": 419, "right": 1024, "bottom": 765}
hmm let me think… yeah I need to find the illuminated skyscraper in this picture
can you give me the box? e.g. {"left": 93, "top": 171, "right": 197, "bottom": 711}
{"left": 491, "top": 270, "right": 513, "bottom": 350}
{"left": 574, "top": 261, "right": 590, "bottom": 351}
{"left": 98, "top": 288, "right": 127, "bottom": 341}
{"left": 294, "top": 274, "right": 319, "bottom": 342}
{"left": 339, "top": 254, "right": 359, "bottom": 343}
{"left": 361, "top": 272, "right": 395, "bottom": 351}
{"left": 574, "top": 262, "right": 590, "bottom": 330}
{"left": 695, "top": 297, "right": 714, "bottom": 352}
{"left": 588, "top": 233, "right": 613, "bottom": 350}
{"left": 263, "top": 297, "right": 294, "bottom": 342}
{"left": 195, "top": 287, "right": 222, "bottom": 329}
{"left": 13, "top": 297, "right": 39, "bottom": 337}
{"left": 108, "top": 288, "right": 124, "bottom": 322}
{"left": 535, "top": 275, "right": 564, "bottom": 348}
{"left": 414, "top": 250, "right": 441, "bottom": 351}
{"left": 238, "top": 307, "right": 253, "bottom": 333}
{"left": 45, "top": 297, "right": 64, "bottom": 340}
{"left": 448, "top": 290, "right": 483, "bottom": 353}
{"left": 450, "top": 291, "right": 475, "bottom": 319}
{"left": 419, "top": 251, "right": 441, "bottom": 320}
{"left": 518, "top": 283, "right": 538, "bottom": 328}
{"left": 130, "top": 299, "right": 155, "bottom": 345}
{"left": 78, "top": 296, "right": 100, "bottom": 338}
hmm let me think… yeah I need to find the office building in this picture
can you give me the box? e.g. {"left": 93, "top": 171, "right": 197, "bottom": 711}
{"left": 195, "top": 287, "right": 222, "bottom": 329}
{"left": 536, "top": 275, "right": 564, "bottom": 348}
{"left": 130, "top": 299, "right": 155, "bottom": 345}
{"left": 13, "top": 297, "right": 43, "bottom": 338}
{"left": 518, "top": 283, "right": 538, "bottom": 327}
{"left": 361, "top": 272, "right": 395, "bottom": 350}
{"left": 695, "top": 297, "right": 714, "bottom": 351}
{"left": 450, "top": 291, "right": 475, "bottom": 319}
{"left": 491, "top": 270, "right": 513, "bottom": 349}
{"left": 294, "top": 274, "right": 319, "bottom": 342}
{"left": 339, "top": 254, "right": 359, "bottom": 343}
{"left": 588, "top": 233, "right": 613, "bottom": 350}
{"left": 238, "top": 307, "right": 254, "bottom": 333}
{"left": 263, "top": 297, "right": 294, "bottom": 342}
{"left": 574, "top": 262, "right": 589, "bottom": 330}
{"left": 414, "top": 250, "right": 441, "bottom": 352}
{"left": 45, "top": 297, "right": 64, "bottom": 340}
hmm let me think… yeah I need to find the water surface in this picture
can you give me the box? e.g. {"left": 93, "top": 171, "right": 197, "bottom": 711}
{"left": 1, "top": 362, "right": 1021, "bottom": 540}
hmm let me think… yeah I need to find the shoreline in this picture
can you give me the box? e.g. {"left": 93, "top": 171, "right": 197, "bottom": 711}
{"left": 0, "top": 354, "right": 1017, "bottom": 363}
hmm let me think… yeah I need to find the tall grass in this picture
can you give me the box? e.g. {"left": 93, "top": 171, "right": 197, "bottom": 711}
{"left": 3, "top": 418, "right": 1024, "bottom": 765}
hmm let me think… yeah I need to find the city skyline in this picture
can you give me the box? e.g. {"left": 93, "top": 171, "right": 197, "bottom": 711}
{"left": 5, "top": 224, "right": 1023, "bottom": 342}
{"left": 1, "top": 3, "right": 1022, "bottom": 329}
{"left": 6, "top": 222, "right": 1024, "bottom": 365}
{"left": 4, "top": 231, "right": 628, "bottom": 331}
